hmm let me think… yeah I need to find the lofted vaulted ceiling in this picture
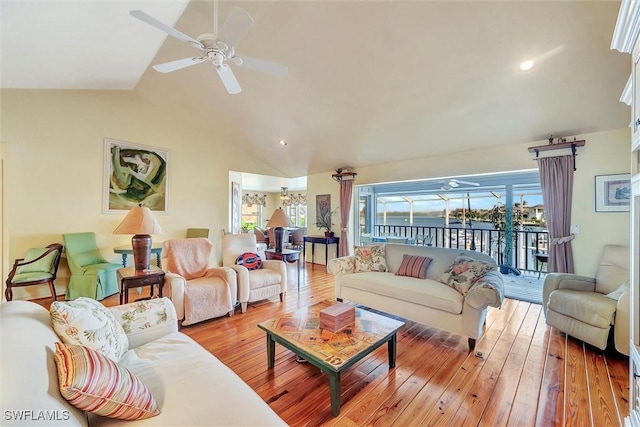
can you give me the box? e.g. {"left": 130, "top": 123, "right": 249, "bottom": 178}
{"left": 1, "top": 0, "right": 631, "bottom": 178}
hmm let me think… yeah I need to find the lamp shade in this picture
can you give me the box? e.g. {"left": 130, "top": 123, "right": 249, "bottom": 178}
{"left": 113, "top": 206, "right": 164, "bottom": 235}
{"left": 266, "top": 208, "right": 292, "bottom": 229}
{"left": 113, "top": 205, "right": 163, "bottom": 272}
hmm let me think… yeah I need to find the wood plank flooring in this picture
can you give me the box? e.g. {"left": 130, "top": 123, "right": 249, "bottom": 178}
{"left": 56, "top": 262, "right": 629, "bottom": 426}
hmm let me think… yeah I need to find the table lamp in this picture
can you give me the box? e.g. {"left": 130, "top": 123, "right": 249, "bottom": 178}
{"left": 113, "top": 204, "right": 164, "bottom": 271}
{"left": 267, "top": 208, "right": 292, "bottom": 253}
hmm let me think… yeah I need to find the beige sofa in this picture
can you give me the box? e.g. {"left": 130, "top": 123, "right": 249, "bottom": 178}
{"left": 0, "top": 298, "right": 286, "bottom": 426}
{"left": 543, "top": 244, "right": 630, "bottom": 355}
{"left": 328, "top": 244, "right": 504, "bottom": 350}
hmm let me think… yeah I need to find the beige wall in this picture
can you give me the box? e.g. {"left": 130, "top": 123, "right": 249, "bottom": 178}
{"left": 1, "top": 89, "right": 282, "bottom": 300}
{"left": 306, "top": 128, "right": 631, "bottom": 275}
{"left": 1, "top": 87, "right": 631, "bottom": 297}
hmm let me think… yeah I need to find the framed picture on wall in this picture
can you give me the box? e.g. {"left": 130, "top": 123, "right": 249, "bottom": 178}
{"left": 232, "top": 181, "right": 241, "bottom": 234}
{"left": 315, "top": 194, "right": 331, "bottom": 229}
{"left": 595, "top": 173, "right": 631, "bottom": 212}
{"left": 103, "top": 138, "right": 169, "bottom": 214}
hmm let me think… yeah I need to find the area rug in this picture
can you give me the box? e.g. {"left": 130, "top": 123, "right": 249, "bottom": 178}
{"left": 502, "top": 272, "right": 544, "bottom": 305}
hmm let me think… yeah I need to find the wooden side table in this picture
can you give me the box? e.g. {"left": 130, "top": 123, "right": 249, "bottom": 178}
{"left": 265, "top": 249, "right": 301, "bottom": 291}
{"left": 117, "top": 266, "right": 165, "bottom": 305}
{"left": 303, "top": 235, "right": 340, "bottom": 271}
{"left": 113, "top": 242, "right": 163, "bottom": 268}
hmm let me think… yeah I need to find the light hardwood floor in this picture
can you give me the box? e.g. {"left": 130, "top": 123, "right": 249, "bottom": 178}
{"left": 52, "top": 261, "right": 629, "bottom": 426}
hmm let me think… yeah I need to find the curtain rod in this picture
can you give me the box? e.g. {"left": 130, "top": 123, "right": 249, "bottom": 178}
{"left": 528, "top": 140, "right": 585, "bottom": 171}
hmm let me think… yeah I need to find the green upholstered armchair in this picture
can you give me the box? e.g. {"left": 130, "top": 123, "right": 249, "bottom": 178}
{"left": 63, "top": 232, "right": 120, "bottom": 300}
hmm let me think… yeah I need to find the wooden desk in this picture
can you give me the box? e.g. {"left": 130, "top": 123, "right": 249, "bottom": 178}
{"left": 265, "top": 249, "right": 301, "bottom": 291}
{"left": 113, "top": 242, "right": 163, "bottom": 268}
{"left": 303, "top": 235, "right": 340, "bottom": 271}
{"left": 117, "top": 266, "right": 165, "bottom": 305}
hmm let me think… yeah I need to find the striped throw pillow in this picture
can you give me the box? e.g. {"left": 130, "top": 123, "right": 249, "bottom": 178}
{"left": 54, "top": 342, "right": 160, "bottom": 420}
{"left": 395, "top": 254, "right": 433, "bottom": 279}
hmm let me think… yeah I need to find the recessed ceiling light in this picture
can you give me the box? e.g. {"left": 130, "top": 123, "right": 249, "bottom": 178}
{"left": 279, "top": 140, "right": 287, "bottom": 146}
{"left": 519, "top": 60, "right": 534, "bottom": 71}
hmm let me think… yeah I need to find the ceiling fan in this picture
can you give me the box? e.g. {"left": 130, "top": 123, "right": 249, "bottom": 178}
{"left": 439, "top": 179, "right": 481, "bottom": 191}
{"left": 130, "top": 2, "right": 288, "bottom": 94}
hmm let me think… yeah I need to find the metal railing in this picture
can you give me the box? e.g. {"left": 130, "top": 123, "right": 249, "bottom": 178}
{"left": 369, "top": 224, "right": 548, "bottom": 274}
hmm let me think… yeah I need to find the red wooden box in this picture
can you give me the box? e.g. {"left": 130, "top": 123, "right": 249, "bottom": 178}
{"left": 319, "top": 303, "right": 355, "bottom": 332}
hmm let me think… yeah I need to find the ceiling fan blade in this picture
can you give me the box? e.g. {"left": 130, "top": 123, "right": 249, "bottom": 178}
{"left": 454, "top": 180, "right": 480, "bottom": 186}
{"left": 153, "top": 57, "right": 206, "bottom": 73}
{"left": 236, "top": 55, "right": 288, "bottom": 77}
{"left": 130, "top": 10, "right": 204, "bottom": 49}
{"left": 217, "top": 6, "right": 254, "bottom": 49}
{"left": 216, "top": 65, "right": 242, "bottom": 94}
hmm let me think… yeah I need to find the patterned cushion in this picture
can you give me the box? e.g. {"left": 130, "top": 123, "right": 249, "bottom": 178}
{"left": 440, "top": 255, "right": 496, "bottom": 295}
{"left": 54, "top": 342, "right": 160, "bottom": 420}
{"left": 354, "top": 245, "right": 387, "bottom": 273}
{"left": 395, "top": 254, "right": 433, "bottom": 279}
{"left": 50, "top": 297, "right": 128, "bottom": 362}
{"left": 235, "top": 252, "right": 263, "bottom": 270}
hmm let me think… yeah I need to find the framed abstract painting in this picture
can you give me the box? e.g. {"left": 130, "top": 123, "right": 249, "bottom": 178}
{"left": 103, "top": 138, "right": 169, "bottom": 214}
{"left": 595, "top": 173, "right": 631, "bottom": 212}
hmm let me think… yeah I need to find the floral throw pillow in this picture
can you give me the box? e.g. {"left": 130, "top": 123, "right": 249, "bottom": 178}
{"left": 440, "top": 255, "right": 496, "bottom": 295}
{"left": 50, "top": 297, "right": 128, "bottom": 362}
{"left": 354, "top": 245, "right": 387, "bottom": 273}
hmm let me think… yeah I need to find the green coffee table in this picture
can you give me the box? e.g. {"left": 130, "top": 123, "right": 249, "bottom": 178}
{"left": 257, "top": 300, "right": 405, "bottom": 416}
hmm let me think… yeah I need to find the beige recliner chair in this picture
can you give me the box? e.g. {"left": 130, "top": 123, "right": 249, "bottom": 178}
{"left": 543, "top": 244, "right": 630, "bottom": 355}
{"left": 162, "top": 238, "right": 237, "bottom": 326}
{"left": 222, "top": 234, "right": 287, "bottom": 313}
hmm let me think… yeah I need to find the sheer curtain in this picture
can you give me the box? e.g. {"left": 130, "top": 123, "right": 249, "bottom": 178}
{"left": 537, "top": 155, "right": 575, "bottom": 273}
{"left": 339, "top": 180, "right": 353, "bottom": 257}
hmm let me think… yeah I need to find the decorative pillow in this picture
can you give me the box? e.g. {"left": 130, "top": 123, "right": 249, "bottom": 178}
{"left": 440, "top": 255, "right": 496, "bottom": 295}
{"left": 606, "top": 283, "right": 630, "bottom": 300}
{"left": 54, "top": 342, "right": 160, "bottom": 420}
{"left": 354, "top": 245, "right": 387, "bottom": 273}
{"left": 395, "top": 254, "right": 432, "bottom": 279}
{"left": 235, "top": 252, "right": 263, "bottom": 270}
{"left": 50, "top": 297, "right": 128, "bottom": 362}
{"left": 17, "top": 247, "right": 57, "bottom": 274}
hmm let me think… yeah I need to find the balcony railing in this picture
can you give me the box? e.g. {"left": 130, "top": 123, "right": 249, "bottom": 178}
{"left": 370, "top": 224, "right": 548, "bottom": 274}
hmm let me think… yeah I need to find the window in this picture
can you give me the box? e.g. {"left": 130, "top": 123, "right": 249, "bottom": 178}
{"left": 241, "top": 204, "right": 262, "bottom": 231}
{"left": 286, "top": 204, "right": 307, "bottom": 227}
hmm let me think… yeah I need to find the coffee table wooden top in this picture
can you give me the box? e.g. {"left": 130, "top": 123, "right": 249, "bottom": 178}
{"left": 257, "top": 300, "right": 405, "bottom": 372}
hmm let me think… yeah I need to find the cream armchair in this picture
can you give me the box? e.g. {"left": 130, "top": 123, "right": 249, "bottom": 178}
{"left": 543, "top": 244, "right": 630, "bottom": 355}
{"left": 222, "top": 234, "right": 287, "bottom": 313}
{"left": 162, "top": 238, "right": 237, "bottom": 326}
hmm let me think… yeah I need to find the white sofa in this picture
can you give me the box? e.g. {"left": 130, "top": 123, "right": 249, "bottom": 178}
{"left": 0, "top": 298, "right": 286, "bottom": 427}
{"left": 328, "top": 244, "right": 504, "bottom": 350}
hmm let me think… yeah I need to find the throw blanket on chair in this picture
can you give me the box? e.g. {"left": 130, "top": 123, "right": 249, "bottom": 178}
{"left": 164, "top": 238, "right": 234, "bottom": 325}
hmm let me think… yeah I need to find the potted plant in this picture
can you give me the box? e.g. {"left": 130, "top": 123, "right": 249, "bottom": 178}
{"left": 315, "top": 207, "right": 338, "bottom": 237}
{"left": 488, "top": 203, "right": 524, "bottom": 274}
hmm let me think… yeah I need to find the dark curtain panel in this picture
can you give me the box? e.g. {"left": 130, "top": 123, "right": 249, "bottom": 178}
{"left": 339, "top": 180, "right": 353, "bottom": 257}
{"left": 537, "top": 155, "right": 575, "bottom": 273}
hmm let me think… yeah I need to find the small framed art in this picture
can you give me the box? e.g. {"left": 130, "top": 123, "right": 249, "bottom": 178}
{"left": 595, "top": 173, "right": 631, "bottom": 212}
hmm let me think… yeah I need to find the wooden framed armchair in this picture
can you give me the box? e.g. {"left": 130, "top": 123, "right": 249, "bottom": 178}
{"left": 5, "top": 243, "right": 63, "bottom": 302}
{"left": 63, "top": 232, "right": 120, "bottom": 300}
{"left": 222, "top": 234, "right": 286, "bottom": 313}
